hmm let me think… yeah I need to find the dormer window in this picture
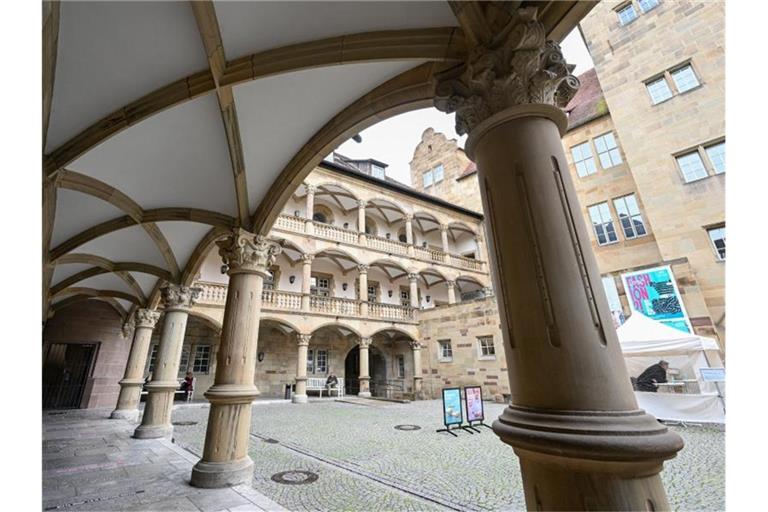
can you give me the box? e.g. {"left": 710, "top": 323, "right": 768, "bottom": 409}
{"left": 372, "top": 165, "right": 385, "bottom": 179}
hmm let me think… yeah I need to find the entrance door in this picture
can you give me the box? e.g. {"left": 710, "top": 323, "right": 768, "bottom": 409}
{"left": 42, "top": 343, "right": 97, "bottom": 409}
{"left": 344, "top": 345, "right": 387, "bottom": 396}
{"left": 344, "top": 346, "right": 360, "bottom": 395}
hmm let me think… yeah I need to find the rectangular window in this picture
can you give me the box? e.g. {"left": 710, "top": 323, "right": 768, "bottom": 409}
{"left": 617, "top": 3, "right": 638, "bottom": 25}
{"left": 307, "top": 349, "right": 315, "bottom": 373}
{"left": 477, "top": 336, "right": 496, "bottom": 358}
{"left": 177, "top": 346, "right": 190, "bottom": 378}
{"left": 148, "top": 344, "right": 158, "bottom": 373}
{"left": 432, "top": 164, "right": 444, "bottom": 183}
{"left": 638, "top": 0, "right": 660, "bottom": 13}
{"left": 423, "top": 170, "right": 433, "bottom": 188}
{"left": 400, "top": 290, "right": 410, "bottom": 307}
{"left": 367, "top": 284, "right": 378, "bottom": 303}
{"left": 646, "top": 77, "right": 673, "bottom": 104}
{"left": 372, "top": 165, "right": 385, "bottom": 179}
{"left": 396, "top": 355, "right": 405, "bottom": 378}
{"left": 193, "top": 345, "right": 211, "bottom": 374}
{"left": 571, "top": 141, "right": 597, "bottom": 177}
{"left": 438, "top": 340, "right": 453, "bottom": 361}
{"left": 705, "top": 142, "right": 725, "bottom": 174}
{"left": 594, "top": 132, "right": 623, "bottom": 169}
{"left": 613, "top": 194, "right": 647, "bottom": 239}
{"left": 707, "top": 226, "right": 726, "bottom": 261}
{"left": 588, "top": 202, "right": 619, "bottom": 245}
{"left": 316, "top": 350, "right": 328, "bottom": 374}
{"left": 671, "top": 64, "right": 700, "bottom": 93}
{"left": 311, "top": 276, "right": 331, "bottom": 297}
{"left": 263, "top": 270, "right": 275, "bottom": 291}
{"left": 676, "top": 151, "right": 708, "bottom": 183}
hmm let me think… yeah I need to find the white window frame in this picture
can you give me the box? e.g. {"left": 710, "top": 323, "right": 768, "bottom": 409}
{"left": 617, "top": 3, "right": 638, "bottom": 25}
{"left": 707, "top": 226, "right": 726, "bottom": 261}
{"left": 705, "top": 141, "right": 725, "bottom": 174}
{"left": 423, "top": 169, "right": 433, "bottom": 188}
{"left": 437, "top": 339, "right": 453, "bottom": 362}
{"left": 396, "top": 354, "right": 405, "bottom": 378}
{"left": 670, "top": 64, "right": 700, "bottom": 94}
{"left": 588, "top": 202, "right": 619, "bottom": 246}
{"left": 477, "top": 336, "right": 496, "bottom": 360}
{"left": 638, "top": 0, "right": 660, "bottom": 13}
{"left": 594, "top": 132, "right": 623, "bottom": 169}
{"left": 612, "top": 194, "right": 648, "bottom": 240}
{"left": 432, "top": 164, "right": 444, "bottom": 184}
{"left": 675, "top": 150, "right": 709, "bottom": 183}
{"left": 645, "top": 76, "right": 673, "bottom": 105}
{"left": 372, "top": 165, "right": 385, "bottom": 179}
{"left": 571, "top": 141, "right": 597, "bottom": 177}
{"left": 193, "top": 345, "right": 211, "bottom": 374}
{"left": 307, "top": 349, "right": 315, "bottom": 374}
{"left": 316, "top": 350, "right": 328, "bottom": 374}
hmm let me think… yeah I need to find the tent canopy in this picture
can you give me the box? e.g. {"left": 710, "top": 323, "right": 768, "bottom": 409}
{"left": 617, "top": 314, "right": 720, "bottom": 356}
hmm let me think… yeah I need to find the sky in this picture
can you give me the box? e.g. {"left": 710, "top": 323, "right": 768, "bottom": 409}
{"left": 333, "top": 28, "right": 595, "bottom": 186}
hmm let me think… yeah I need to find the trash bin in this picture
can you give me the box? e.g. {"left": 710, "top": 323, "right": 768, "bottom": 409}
{"left": 284, "top": 384, "right": 293, "bottom": 399}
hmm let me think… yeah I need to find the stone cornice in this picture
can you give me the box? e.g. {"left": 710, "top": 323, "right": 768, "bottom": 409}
{"left": 218, "top": 229, "right": 282, "bottom": 276}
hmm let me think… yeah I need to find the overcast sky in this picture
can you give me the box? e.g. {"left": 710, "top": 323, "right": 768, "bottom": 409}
{"left": 333, "top": 28, "right": 595, "bottom": 185}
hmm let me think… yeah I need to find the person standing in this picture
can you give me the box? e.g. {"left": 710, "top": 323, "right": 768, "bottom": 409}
{"left": 182, "top": 371, "right": 195, "bottom": 402}
{"left": 636, "top": 360, "right": 669, "bottom": 392}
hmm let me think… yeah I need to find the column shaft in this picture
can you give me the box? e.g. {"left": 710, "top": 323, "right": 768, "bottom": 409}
{"left": 411, "top": 342, "right": 422, "bottom": 399}
{"left": 409, "top": 275, "right": 419, "bottom": 308}
{"left": 357, "top": 200, "right": 367, "bottom": 245}
{"left": 301, "top": 255, "right": 313, "bottom": 311}
{"left": 441, "top": 226, "right": 449, "bottom": 253}
{"left": 358, "top": 266, "right": 368, "bottom": 317}
{"left": 446, "top": 281, "right": 456, "bottom": 305}
{"left": 358, "top": 338, "right": 371, "bottom": 397}
{"left": 293, "top": 335, "right": 310, "bottom": 404}
{"left": 305, "top": 185, "right": 315, "bottom": 235}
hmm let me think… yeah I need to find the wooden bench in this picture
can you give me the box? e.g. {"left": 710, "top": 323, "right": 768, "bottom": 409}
{"left": 306, "top": 377, "right": 345, "bottom": 397}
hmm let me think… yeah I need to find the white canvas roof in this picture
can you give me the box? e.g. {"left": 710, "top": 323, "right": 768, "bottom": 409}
{"left": 617, "top": 314, "right": 720, "bottom": 355}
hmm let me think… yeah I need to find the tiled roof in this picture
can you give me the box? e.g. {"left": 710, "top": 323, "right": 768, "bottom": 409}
{"left": 565, "top": 68, "right": 609, "bottom": 131}
{"left": 458, "top": 161, "right": 477, "bottom": 179}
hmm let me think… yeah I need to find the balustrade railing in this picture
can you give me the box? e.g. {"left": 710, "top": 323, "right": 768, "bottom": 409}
{"left": 310, "top": 295, "right": 361, "bottom": 316}
{"left": 451, "top": 254, "right": 483, "bottom": 271}
{"left": 313, "top": 222, "right": 359, "bottom": 244}
{"left": 262, "top": 290, "right": 302, "bottom": 311}
{"left": 368, "top": 302, "right": 417, "bottom": 321}
{"left": 274, "top": 213, "right": 305, "bottom": 232}
{"left": 367, "top": 234, "right": 409, "bottom": 256}
{"left": 196, "top": 282, "right": 228, "bottom": 305}
{"left": 414, "top": 245, "right": 446, "bottom": 263}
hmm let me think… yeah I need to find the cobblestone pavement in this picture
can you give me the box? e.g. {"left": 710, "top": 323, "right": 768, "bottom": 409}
{"left": 170, "top": 399, "right": 725, "bottom": 512}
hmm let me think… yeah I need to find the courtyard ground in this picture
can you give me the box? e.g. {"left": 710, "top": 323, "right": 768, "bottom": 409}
{"left": 43, "top": 399, "right": 724, "bottom": 511}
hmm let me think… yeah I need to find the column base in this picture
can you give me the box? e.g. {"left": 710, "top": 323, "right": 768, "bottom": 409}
{"left": 110, "top": 409, "right": 139, "bottom": 421}
{"left": 190, "top": 456, "right": 254, "bottom": 488}
{"left": 133, "top": 423, "right": 173, "bottom": 440}
{"left": 292, "top": 394, "right": 308, "bottom": 404}
{"left": 358, "top": 392, "right": 371, "bottom": 398}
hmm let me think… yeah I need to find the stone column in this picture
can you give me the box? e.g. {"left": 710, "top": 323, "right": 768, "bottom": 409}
{"left": 358, "top": 337, "right": 372, "bottom": 397}
{"left": 434, "top": 10, "right": 682, "bottom": 510}
{"left": 445, "top": 280, "right": 456, "bottom": 305}
{"left": 475, "top": 234, "right": 485, "bottom": 261}
{"left": 293, "top": 334, "right": 311, "bottom": 404}
{"left": 305, "top": 184, "right": 316, "bottom": 235}
{"left": 300, "top": 253, "right": 313, "bottom": 312}
{"left": 410, "top": 341, "right": 423, "bottom": 399}
{"left": 191, "top": 230, "right": 281, "bottom": 488}
{"left": 408, "top": 273, "right": 419, "bottom": 308}
{"left": 405, "top": 213, "right": 415, "bottom": 257}
{"left": 111, "top": 308, "right": 161, "bottom": 420}
{"left": 440, "top": 225, "right": 450, "bottom": 254}
{"left": 357, "top": 199, "right": 367, "bottom": 244}
{"left": 358, "top": 264, "right": 369, "bottom": 317}
{"left": 134, "top": 285, "right": 200, "bottom": 439}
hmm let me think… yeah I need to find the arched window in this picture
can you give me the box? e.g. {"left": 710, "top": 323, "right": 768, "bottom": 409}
{"left": 313, "top": 212, "right": 327, "bottom": 223}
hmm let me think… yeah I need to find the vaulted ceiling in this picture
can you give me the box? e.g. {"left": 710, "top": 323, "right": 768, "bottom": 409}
{"left": 43, "top": 1, "right": 594, "bottom": 323}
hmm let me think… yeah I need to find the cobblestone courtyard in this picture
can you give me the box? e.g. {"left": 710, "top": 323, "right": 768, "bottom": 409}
{"left": 169, "top": 399, "right": 724, "bottom": 512}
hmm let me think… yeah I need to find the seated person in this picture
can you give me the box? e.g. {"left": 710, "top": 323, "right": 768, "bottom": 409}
{"left": 325, "top": 371, "right": 339, "bottom": 393}
{"left": 636, "top": 360, "right": 669, "bottom": 392}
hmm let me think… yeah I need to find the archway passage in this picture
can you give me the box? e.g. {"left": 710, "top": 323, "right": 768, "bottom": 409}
{"left": 344, "top": 345, "right": 386, "bottom": 396}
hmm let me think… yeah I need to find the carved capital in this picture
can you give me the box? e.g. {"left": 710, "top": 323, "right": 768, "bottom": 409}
{"left": 134, "top": 308, "right": 161, "bottom": 329}
{"left": 445, "top": 280, "right": 456, "bottom": 289}
{"left": 440, "top": 224, "right": 449, "bottom": 233}
{"left": 483, "top": 286, "right": 495, "bottom": 297}
{"left": 301, "top": 253, "right": 315, "bottom": 264}
{"left": 121, "top": 318, "right": 135, "bottom": 339}
{"left": 408, "top": 273, "right": 419, "bottom": 282}
{"left": 298, "top": 334, "right": 312, "bottom": 346}
{"left": 409, "top": 340, "right": 421, "bottom": 351}
{"left": 357, "top": 264, "right": 369, "bottom": 275}
{"left": 357, "top": 199, "right": 367, "bottom": 209}
{"left": 161, "top": 285, "right": 201, "bottom": 311}
{"left": 433, "top": 7, "right": 578, "bottom": 136}
{"left": 359, "top": 337, "right": 372, "bottom": 349}
{"left": 217, "top": 229, "right": 282, "bottom": 276}
{"left": 306, "top": 184, "right": 317, "bottom": 195}
{"left": 404, "top": 213, "right": 414, "bottom": 221}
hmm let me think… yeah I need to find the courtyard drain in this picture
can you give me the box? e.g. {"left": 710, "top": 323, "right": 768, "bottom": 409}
{"left": 394, "top": 424, "right": 421, "bottom": 431}
{"left": 263, "top": 438, "right": 280, "bottom": 444}
{"left": 270, "top": 470, "right": 319, "bottom": 485}
{"left": 171, "top": 421, "right": 198, "bottom": 426}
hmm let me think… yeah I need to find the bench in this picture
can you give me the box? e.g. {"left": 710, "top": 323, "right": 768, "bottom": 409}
{"left": 307, "top": 377, "right": 345, "bottom": 398}
{"left": 140, "top": 378, "right": 194, "bottom": 401}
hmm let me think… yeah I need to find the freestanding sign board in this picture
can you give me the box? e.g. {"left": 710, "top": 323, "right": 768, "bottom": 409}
{"left": 465, "top": 386, "right": 484, "bottom": 422}
{"left": 436, "top": 387, "right": 470, "bottom": 437}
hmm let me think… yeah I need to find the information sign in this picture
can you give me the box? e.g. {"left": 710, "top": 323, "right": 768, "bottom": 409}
{"left": 465, "top": 386, "right": 484, "bottom": 423}
{"left": 441, "top": 387, "right": 463, "bottom": 426}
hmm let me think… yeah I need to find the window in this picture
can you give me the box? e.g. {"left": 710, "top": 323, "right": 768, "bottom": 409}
{"left": 372, "top": 165, "right": 385, "bottom": 179}
{"left": 396, "top": 355, "right": 405, "bottom": 378}
{"left": 617, "top": 3, "right": 638, "bottom": 25}
{"left": 367, "top": 284, "right": 378, "bottom": 303}
{"left": 148, "top": 345, "right": 159, "bottom": 373}
{"left": 477, "top": 336, "right": 496, "bottom": 359}
{"left": 315, "top": 350, "right": 328, "bottom": 374}
{"left": 263, "top": 270, "right": 275, "bottom": 291}
{"left": 707, "top": 226, "right": 726, "bottom": 261}
{"left": 638, "top": 0, "right": 660, "bottom": 13}
{"left": 588, "top": 202, "right": 619, "bottom": 245}
{"left": 432, "top": 164, "right": 444, "bottom": 184}
{"left": 438, "top": 340, "right": 453, "bottom": 362}
{"left": 193, "top": 345, "right": 211, "bottom": 374}
{"left": 422, "top": 169, "right": 433, "bottom": 188}
{"left": 705, "top": 142, "right": 725, "bottom": 174}
{"left": 676, "top": 151, "right": 708, "bottom": 183}
{"left": 571, "top": 141, "right": 597, "bottom": 177}
{"left": 312, "top": 212, "right": 328, "bottom": 223}
{"left": 400, "top": 289, "right": 410, "bottom": 307}
{"left": 177, "top": 347, "right": 190, "bottom": 378}
{"left": 671, "top": 64, "right": 700, "bottom": 93}
{"left": 613, "top": 194, "right": 647, "bottom": 239}
{"left": 307, "top": 349, "right": 314, "bottom": 373}
{"left": 311, "top": 276, "right": 331, "bottom": 297}
{"left": 594, "top": 132, "right": 623, "bottom": 169}
{"left": 645, "top": 77, "right": 673, "bottom": 104}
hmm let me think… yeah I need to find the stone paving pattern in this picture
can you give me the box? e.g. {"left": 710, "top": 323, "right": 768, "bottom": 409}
{"left": 170, "top": 399, "right": 725, "bottom": 512}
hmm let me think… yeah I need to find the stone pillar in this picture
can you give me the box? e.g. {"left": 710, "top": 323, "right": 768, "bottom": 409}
{"left": 358, "top": 337, "right": 371, "bottom": 397}
{"left": 405, "top": 213, "right": 415, "bottom": 257}
{"left": 434, "top": 10, "right": 682, "bottom": 510}
{"left": 410, "top": 341, "right": 423, "bottom": 399}
{"left": 134, "top": 285, "right": 200, "bottom": 439}
{"left": 440, "top": 225, "right": 450, "bottom": 254}
{"left": 357, "top": 199, "right": 367, "bottom": 244}
{"left": 190, "top": 230, "right": 281, "bottom": 488}
{"left": 111, "top": 308, "right": 161, "bottom": 420}
{"left": 293, "top": 334, "right": 311, "bottom": 404}
{"left": 300, "top": 253, "right": 313, "bottom": 312}
{"left": 358, "top": 264, "right": 369, "bottom": 317}
{"left": 446, "top": 280, "right": 456, "bottom": 305}
{"left": 475, "top": 234, "right": 485, "bottom": 261}
{"left": 305, "top": 184, "right": 316, "bottom": 235}
{"left": 408, "top": 273, "right": 419, "bottom": 308}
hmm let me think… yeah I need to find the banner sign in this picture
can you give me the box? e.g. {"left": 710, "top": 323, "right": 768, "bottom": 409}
{"left": 700, "top": 367, "right": 726, "bottom": 382}
{"left": 465, "top": 386, "right": 484, "bottom": 422}
{"left": 621, "top": 265, "right": 692, "bottom": 333}
{"left": 441, "top": 387, "right": 463, "bottom": 426}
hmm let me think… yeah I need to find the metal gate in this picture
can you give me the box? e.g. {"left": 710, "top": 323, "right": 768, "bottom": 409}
{"left": 42, "top": 343, "right": 97, "bottom": 409}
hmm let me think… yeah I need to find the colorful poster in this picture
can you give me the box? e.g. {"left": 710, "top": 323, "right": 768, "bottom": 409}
{"left": 465, "top": 386, "right": 484, "bottom": 422}
{"left": 621, "top": 265, "right": 692, "bottom": 333}
{"left": 442, "top": 387, "right": 463, "bottom": 426}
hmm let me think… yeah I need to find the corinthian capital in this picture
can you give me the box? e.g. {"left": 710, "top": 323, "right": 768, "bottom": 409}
{"left": 298, "top": 334, "right": 312, "bottom": 346}
{"left": 134, "top": 308, "right": 161, "bottom": 329}
{"left": 161, "top": 285, "right": 201, "bottom": 311}
{"left": 217, "top": 229, "right": 282, "bottom": 276}
{"left": 433, "top": 7, "right": 579, "bottom": 136}
{"left": 359, "top": 337, "right": 372, "bottom": 349}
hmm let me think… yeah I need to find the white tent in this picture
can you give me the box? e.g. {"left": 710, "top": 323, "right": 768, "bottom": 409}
{"left": 617, "top": 314, "right": 725, "bottom": 424}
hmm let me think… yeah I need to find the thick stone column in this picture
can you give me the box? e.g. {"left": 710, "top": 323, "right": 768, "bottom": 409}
{"left": 357, "top": 199, "right": 367, "bottom": 244}
{"left": 293, "top": 334, "right": 311, "bottom": 404}
{"left": 410, "top": 341, "right": 423, "bottom": 399}
{"left": 190, "top": 230, "right": 281, "bottom": 488}
{"left": 300, "top": 253, "right": 313, "bottom": 311}
{"left": 111, "top": 308, "right": 161, "bottom": 420}
{"left": 405, "top": 213, "right": 415, "bottom": 256}
{"left": 446, "top": 280, "right": 457, "bottom": 305}
{"left": 440, "top": 225, "right": 450, "bottom": 253}
{"left": 408, "top": 273, "right": 419, "bottom": 308}
{"left": 305, "top": 184, "right": 316, "bottom": 235}
{"left": 358, "top": 337, "right": 371, "bottom": 397}
{"left": 134, "top": 286, "right": 200, "bottom": 439}
{"left": 358, "top": 264, "right": 369, "bottom": 317}
{"left": 435, "top": 8, "right": 682, "bottom": 510}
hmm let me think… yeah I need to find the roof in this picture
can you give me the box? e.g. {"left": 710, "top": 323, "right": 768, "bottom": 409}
{"left": 564, "top": 68, "right": 610, "bottom": 131}
{"left": 458, "top": 161, "right": 478, "bottom": 180}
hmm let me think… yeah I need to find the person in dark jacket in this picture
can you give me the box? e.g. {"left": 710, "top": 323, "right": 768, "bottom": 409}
{"left": 636, "top": 360, "right": 669, "bottom": 392}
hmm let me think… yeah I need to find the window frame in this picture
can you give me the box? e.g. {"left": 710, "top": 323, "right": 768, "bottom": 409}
{"left": 148, "top": 344, "right": 159, "bottom": 373}
{"left": 612, "top": 193, "right": 648, "bottom": 240}
{"left": 706, "top": 225, "right": 726, "bottom": 261}
{"left": 437, "top": 339, "right": 453, "bottom": 362}
{"left": 675, "top": 150, "right": 709, "bottom": 184}
{"left": 570, "top": 141, "right": 598, "bottom": 178}
{"left": 422, "top": 169, "right": 433, "bottom": 188}
{"left": 371, "top": 165, "right": 385, "bottom": 179}
{"left": 637, "top": 0, "right": 660, "bottom": 14}
{"left": 704, "top": 141, "right": 725, "bottom": 175}
{"left": 315, "top": 349, "right": 328, "bottom": 374}
{"left": 645, "top": 75, "right": 674, "bottom": 105}
{"left": 616, "top": 2, "right": 638, "bottom": 26}
{"left": 588, "top": 202, "right": 620, "bottom": 246}
{"left": 593, "top": 131, "right": 623, "bottom": 170}
{"left": 477, "top": 335, "right": 496, "bottom": 360}
{"left": 432, "top": 164, "right": 444, "bottom": 184}
{"left": 396, "top": 354, "right": 405, "bottom": 378}
{"left": 669, "top": 63, "right": 701, "bottom": 94}
{"left": 192, "top": 345, "right": 211, "bottom": 374}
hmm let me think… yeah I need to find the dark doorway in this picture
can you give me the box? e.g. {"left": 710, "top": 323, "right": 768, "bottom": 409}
{"left": 43, "top": 343, "right": 97, "bottom": 409}
{"left": 344, "top": 345, "right": 386, "bottom": 396}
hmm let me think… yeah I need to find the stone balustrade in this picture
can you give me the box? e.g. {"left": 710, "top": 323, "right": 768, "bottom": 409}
{"left": 262, "top": 289, "right": 302, "bottom": 310}
{"left": 309, "top": 295, "right": 361, "bottom": 317}
{"left": 197, "top": 282, "right": 228, "bottom": 304}
{"left": 274, "top": 213, "right": 305, "bottom": 232}
{"left": 414, "top": 245, "right": 446, "bottom": 263}
{"left": 368, "top": 302, "right": 417, "bottom": 321}
{"left": 313, "top": 222, "right": 359, "bottom": 244}
{"left": 365, "top": 233, "right": 410, "bottom": 256}
{"left": 450, "top": 254, "right": 483, "bottom": 271}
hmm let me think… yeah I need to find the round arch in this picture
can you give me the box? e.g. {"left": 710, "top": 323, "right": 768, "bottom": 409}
{"left": 187, "top": 310, "right": 223, "bottom": 332}
{"left": 367, "top": 326, "right": 416, "bottom": 341}
{"left": 259, "top": 316, "right": 302, "bottom": 336}
{"left": 310, "top": 321, "right": 362, "bottom": 340}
